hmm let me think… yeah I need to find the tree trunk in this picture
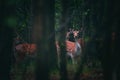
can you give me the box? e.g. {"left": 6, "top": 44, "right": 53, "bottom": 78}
{"left": 0, "top": 0, "right": 15, "bottom": 80}
{"left": 33, "top": 0, "right": 56, "bottom": 80}
{"left": 95, "top": 0, "right": 120, "bottom": 80}
{"left": 58, "top": 0, "right": 71, "bottom": 80}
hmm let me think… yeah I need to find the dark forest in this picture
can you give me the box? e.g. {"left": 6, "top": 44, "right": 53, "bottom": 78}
{"left": 0, "top": 0, "right": 120, "bottom": 80}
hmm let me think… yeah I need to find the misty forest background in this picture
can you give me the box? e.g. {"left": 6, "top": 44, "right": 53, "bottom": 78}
{"left": 0, "top": 0, "right": 120, "bottom": 80}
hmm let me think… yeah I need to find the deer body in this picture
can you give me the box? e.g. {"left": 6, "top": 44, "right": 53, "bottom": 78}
{"left": 56, "top": 40, "right": 82, "bottom": 64}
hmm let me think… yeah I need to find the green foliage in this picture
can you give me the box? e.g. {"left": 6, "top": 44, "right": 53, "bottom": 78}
{"left": 82, "top": 65, "right": 91, "bottom": 74}
{"left": 5, "top": 16, "right": 17, "bottom": 28}
{"left": 67, "top": 63, "right": 78, "bottom": 72}
{"left": 26, "top": 61, "right": 35, "bottom": 72}
{"left": 83, "top": 9, "right": 90, "bottom": 16}
{"left": 55, "top": 0, "right": 62, "bottom": 30}
{"left": 84, "top": 36, "right": 90, "bottom": 42}
{"left": 50, "top": 68, "right": 60, "bottom": 77}
{"left": 15, "top": 0, "right": 32, "bottom": 34}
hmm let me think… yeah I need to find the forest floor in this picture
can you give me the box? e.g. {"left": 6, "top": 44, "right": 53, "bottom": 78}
{"left": 10, "top": 59, "right": 104, "bottom": 80}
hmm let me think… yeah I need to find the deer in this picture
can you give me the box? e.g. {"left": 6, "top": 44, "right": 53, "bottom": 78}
{"left": 56, "top": 40, "right": 82, "bottom": 64}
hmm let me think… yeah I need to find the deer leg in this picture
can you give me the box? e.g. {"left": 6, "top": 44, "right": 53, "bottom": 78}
{"left": 71, "top": 57, "right": 75, "bottom": 64}
{"left": 57, "top": 53, "right": 60, "bottom": 68}
{"left": 69, "top": 53, "right": 75, "bottom": 64}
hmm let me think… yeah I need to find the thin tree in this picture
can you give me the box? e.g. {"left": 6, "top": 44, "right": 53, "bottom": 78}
{"left": 58, "top": 0, "right": 71, "bottom": 80}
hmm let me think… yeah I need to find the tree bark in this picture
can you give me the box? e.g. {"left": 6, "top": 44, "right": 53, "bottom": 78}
{"left": 58, "top": 0, "right": 71, "bottom": 80}
{"left": 0, "top": 0, "right": 15, "bottom": 80}
{"left": 33, "top": 0, "right": 56, "bottom": 80}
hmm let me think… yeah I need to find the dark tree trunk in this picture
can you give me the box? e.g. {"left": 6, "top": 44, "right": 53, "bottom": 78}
{"left": 33, "top": 0, "right": 56, "bottom": 80}
{"left": 0, "top": 0, "right": 15, "bottom": 80}
{"left": 0, "top": 27, "right": 14, "bottom": 80}
{"left": 94, "top": 0, "right": 120, "bottom": 80}
{"left": 58, "top": 0, "right": 71, "bottom": 80}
